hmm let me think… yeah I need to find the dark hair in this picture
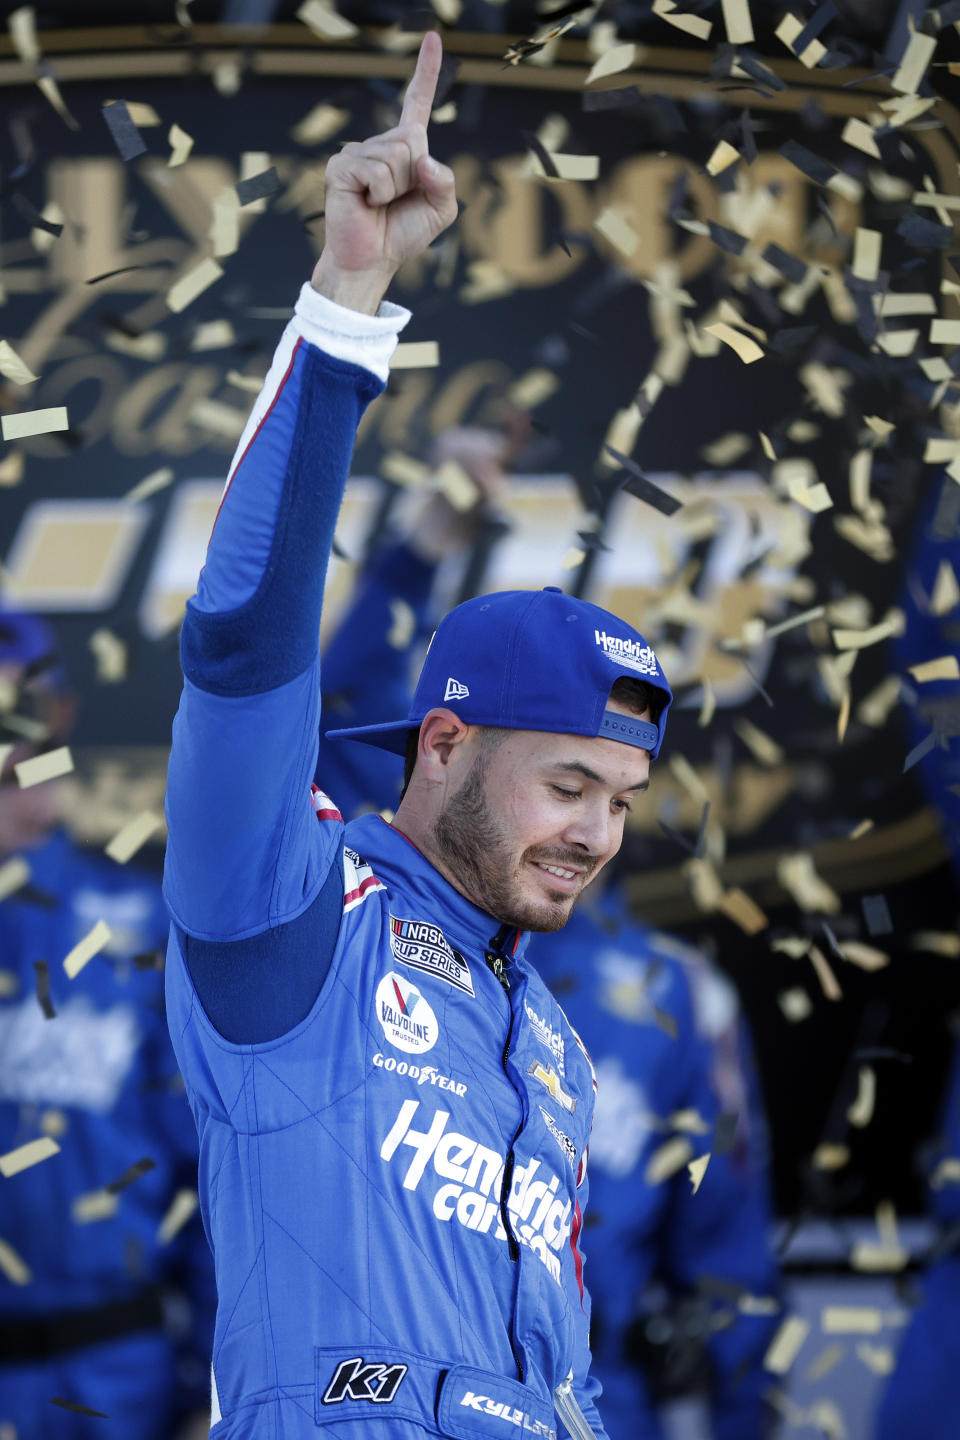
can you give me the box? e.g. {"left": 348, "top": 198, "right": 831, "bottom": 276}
{"left": 399, "top": 677, "right": 661, "bottom": 799}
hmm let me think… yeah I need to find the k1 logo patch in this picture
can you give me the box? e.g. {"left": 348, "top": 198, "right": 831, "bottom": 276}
{"left": 376, "top": 972, "right": 439, "bottom": 1054}
{"left": 390, "top": 916, "right": 475, "bottom": 996}
{"left": 322, "top": 1356, "right": 407, "bottom": 1405}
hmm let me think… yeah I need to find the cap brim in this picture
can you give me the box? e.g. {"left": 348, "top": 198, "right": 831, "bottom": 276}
{"left": 325, "top": 719, "right": 415, "bottom": 757}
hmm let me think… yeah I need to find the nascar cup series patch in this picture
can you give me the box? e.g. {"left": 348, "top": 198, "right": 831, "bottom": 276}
{"left": 389, "top": 916, "right": 475, "bottom": 996}
{"left": 376, "top": 972, "right": 439, "bottom": 1055}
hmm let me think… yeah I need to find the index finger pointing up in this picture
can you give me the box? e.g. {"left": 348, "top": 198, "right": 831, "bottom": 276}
{"left": 400, "top": 30, "right": 443, "bottom": 129}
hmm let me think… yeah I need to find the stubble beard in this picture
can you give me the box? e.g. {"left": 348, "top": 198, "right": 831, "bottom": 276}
{"left": 431, "top": 754, "right": 585, "bottom": 933}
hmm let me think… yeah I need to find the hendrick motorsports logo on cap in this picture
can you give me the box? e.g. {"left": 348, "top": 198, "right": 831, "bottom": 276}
{"left": 594, "top": 629, "right": 661, "bottom": 677}
{"left": 376, "top": 973, "right": 439, "bottom": 1054}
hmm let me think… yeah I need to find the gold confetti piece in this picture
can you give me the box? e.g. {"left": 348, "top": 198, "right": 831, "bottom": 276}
{"left": 809, "top": 945, "right": 842, "bottom": 1001}
{"left": 850, "top": 1242, "right": 909, "bottom": 1273}
{"left": 190, "top": 398, "right": 249, "bottom": 439}
{"left": 105, "top": 329, "right": 167, "bottom": 361}
{"left": 387, "top": 598, "right": 416, "bottom": 651}
{"left": 733, "top": 718, "right": 783, "bottom": 767}
{"left": 931, "top": 319, "right": 960, "bottom": 349}
{"left": 841, "top": 118, "right": 880, "bottom": 159}
{"left": 847, "top": 820, "right": 874, "bottom": 841}
{"left": 670, "top": 1108, "right": 711, "bottom": 1135}
{"left": 787, "top": 475, "right": 833, "bottom": 514}
{"left": 718, "top": 887, "right": 769, "bottom": 935}
{"left": 701, "top": 432, "right": 749, "bottom": 466}
{"left": 166, "top": 257, "right": 224, "bottom": 314}
{"left": 381, "top": 452, "right": 431, "bottom": 488}
{"left": 891, "top": 28, "right": 936, "bottom": 95}
{"left": 645, "top": 1135, "right": 694, "bottom": 1185}
{"left": 778, "top": 852, "right": 841, "bottom": 914}
{"left": 833, "top": 611, "right": 904, "bottom": 651}
{"left": 910, "top": 655, "right": 960, "bottom": 682}
{"left": 1, "top": 408, "right": 68, "bottom": 442}
{"left": 71, "top": 1188, "right": 120, "bottom": 1224}
{"left": 15, "top": 746, "right": 73, "bottom": 789}
{"left": 684, "top": 857, "right": 724, "bottom": 912}
{"left": 920, "top": 356, "right": 953, "bottom": 382}
{"left": 507, "top": 369, "right": 558, "bottom": 411}
{"left": 764, "top": 607, "right": 825, "bottom": 641}
{"left": 0, "top": 971, "right": 18, "bottom": 998}
{"left": 779, "top": 988, "right": 812, "bottom": 1022}
{"left": 775, "top": 12, "right": 827, "bottom": 64}
{"left": 157, "top": 1188, "right": 199, "bottom": 1244}
{"left": 925, "top": 438, "right": 960, "bottom": 462}
{"left": 435, "top": 459, "right": 479, "bottom": 512}
{"left": 703, "top": 323, "right": 764, "bottom": 364}
{"left": 706, "top": 140, "right": 740, "bottom": 176}
{"left": 110, "top": 100, "right": 161, "bottom": 126}
{"left": 687, "top": 1153, "right": 710, "bottom": 1194}
{"left": 765, "top": 1316, "right": 810, "bottom": 1375}
{"left": 0, "top": 342, "right": 36, "bottom": 387}
{"left": 593, "top": 207, "right": 639, "bottom": 258}
{"left": 849, "top": 449, "right": 873, "bottom": 514}
{"left": 9, "top": 5, "right": 40, "bottom": 64}
{"left": 0, "top": 857, "right": 29, "bottom": 902}
{"left": 931, "top": 560, "right": 960, "bottom": 618}
{"left": 740, "top": 1294, "right": 781, "bottom": 1316}
{"left": 0, "top": 1237, "right": 31, "bottom": 1285}
{"left": 812, "top": 1143, "right": 850, "bottom": 1171}
{"left": 878, "top": 293, "right": 937, "bottom": 318}
{"left": 0, "top": 452, "right": 24, "bottom": 488}
{"left": 721, "top": 0, "right": 753, "bottom": 44}
{"left": 669, "top": 753, "right": 710, "bottom": 806}
{"left": 296, "top": 0, "right": 359, "bottom": 39}
{"left": 857, "top": 1344, "right": 894, "bottom": 1376}
{"left": 0, "top": 1136, "right": 60, "bottom": 1177}
{"left": 585, "top": 42, "right": 636, "bottom": 84}
{"left": 698, "top": 678, "right": 716, "bottom": 728}
{"left": 391, "top": 341, "right": 440, "bottom": 371}
{"left": 105, "top": 811, "right": 162, "bottom": 864}
{"left": 125, "top": 466, "right": 174, "bottom": 503}
{"left": 190, "top": 319, "right": 236, "bottom": 352}
{"left": 852, "top": 228, "right": 881, "bottom": 283}
{"left": 652, "top": 0, "right": 712, "bottom": 40}
{"left": 931, "top": 1157, "right": 960, "bottom": 1186}
{"left": 865, "top": 416, "right": 894, "bottom": 440}
{"left": 847, "top": 1066, "right": 876, "bottom": 1128}
{"left": 36, "top": 74, "right": 79, "bottom": 131}
{"left": 875, "top": 329, "right": 919, "bottom": 358}
{"left": 168, "top": 122, "right": 194, "bottom": 168}
{"left": 63, "top": 919, "right": 112, "bottom": 980}
{"left": 807, "top": 1344, "right": 845, "bottom": 1381}
{"left": 41, "top": 1109, "right": 67, "bottom": 1138}
{"left": 291, "top": 102, "right": 350, "bottom": 145}
{"left": 839, "top": 941, "right": 888, "bottom": 971}
{"left": 226, "top": 370, "right": 266, "bottom": 396}
{"left": 533, "top": 154, "right": 599, "bottom": 183}
{"left": 89, "top": 628, "right": 127, "bottom": 684}
{"left": 912, "top": 191, "right": 960, "bottom": 211}
{"left": 562, "top": 547, "right": 586, "bottom": 570}
{"left": 857, "top": 675, "right": 900, "bottom": 727}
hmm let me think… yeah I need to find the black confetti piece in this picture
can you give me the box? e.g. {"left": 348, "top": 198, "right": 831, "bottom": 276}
{"left": 651, "top": 1006, "right": 678, "bottom": 1040}
{"left": 778, "top": 138, "right": 837, "bottom": 188}
{"left": 603, "top": 446, "right": 683, "bottom": 517}
{"left": 695, "top": 800, "right": 711, "bottom": 860}
{"left": 582, "top": 85, "right": 642, "bottom": 112}
{"left": 236, "top": 167, "right": 281, "bottom": 207}
{"left": 33, "top": 960, "right": 55, "bottom": 1020}
{"left": 742, "top": 659, "right": 774, "bottom": 708}
{"left": 897, "top": 214, "right": 953, "bottom": 249}
{"left": 862, "top": 894, "right": 893, "bottom": 936}
{"left": 769, "top": 326, "right": 818, "bottom": 355}
{"left": 132, "top": 949, "right": 165, "bottom": 971}
{"left": 793, "top": 0, "right": 837, "bottom": 53}
{"left": 739, "top": 108, "right": 758, "bottom": 165}
{"left": 102, "top": 100, "right": 147, "bottom": 162}
{"left": 521, "top": 131, "right": 559, "bottom": 179}
{"left": 904, "top": 731, "right": 938, "bottom": 772}
{"left": 933, "top": 478, "right": 960, "bottom": 538}
{"left": 10, "top": 192, "right": 63, "bottom": 236}
{"left": 762, "top": 242, "right": 807, "bottom": 286}
{"left": 105, "top": 1156, "right": 157, "bottom": 1194}
{"left": 51, "top": 1399, "right": 110, "bottom": 1418}
{"left": 733, "top": 52, "right": 787, "bottom": 92}
{"left": 708, "top": 221, "right": 747, "bottom": 256}
{"left": 658, "top": 820, "right": 697, "bottom": 855}
{"left": 713, "top": 1111, "right": 739, "bottom": 1155}
{"left": 86, "top": 265, "right": 150, "bottom": 286}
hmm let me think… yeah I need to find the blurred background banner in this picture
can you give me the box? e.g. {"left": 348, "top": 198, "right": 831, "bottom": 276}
{"left": 1, "top": 13, "right": 960, "bottom": 1222}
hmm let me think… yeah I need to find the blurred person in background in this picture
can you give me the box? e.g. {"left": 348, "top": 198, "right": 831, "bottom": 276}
{"left": 873, "top": 480, "right": 960, "bottom": 1440}
{"left": 321, "top": 445, "right": 779, "bottom": 1440}
{"left": 0, "top": 610, "right": 214, "bottom": 1439}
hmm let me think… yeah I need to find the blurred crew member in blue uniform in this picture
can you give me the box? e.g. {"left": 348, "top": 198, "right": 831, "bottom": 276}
{"left": 0, "top": 610, "right": 214, "bottom": 1439}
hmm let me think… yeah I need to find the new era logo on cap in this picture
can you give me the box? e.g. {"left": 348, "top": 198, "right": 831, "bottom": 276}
{"left": 444, "top": 677, "right": 470, "bottom": 703}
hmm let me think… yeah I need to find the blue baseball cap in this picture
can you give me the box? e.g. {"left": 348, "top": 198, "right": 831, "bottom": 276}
{"left": 0, "top": 609, "right": 67, "bottom": 689}
{"left": 327, "top": 586, "right": 672, "bottom": 758}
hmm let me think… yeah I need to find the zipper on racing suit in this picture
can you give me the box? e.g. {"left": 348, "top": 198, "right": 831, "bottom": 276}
{"left": 485, "top": 923, "right": 527, "bottom": 1385}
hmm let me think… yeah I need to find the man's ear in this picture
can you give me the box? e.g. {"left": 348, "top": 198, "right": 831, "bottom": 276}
{"left": 417, "top": 707, "right": 472, "bottom": 779}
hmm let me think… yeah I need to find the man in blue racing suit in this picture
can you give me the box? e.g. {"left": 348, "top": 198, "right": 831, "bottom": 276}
{"left": 0, "top": 610, "right": 214, "bottom": 1438}
{"left": 163, "top": 34, "right": 674, "bottom": 1440}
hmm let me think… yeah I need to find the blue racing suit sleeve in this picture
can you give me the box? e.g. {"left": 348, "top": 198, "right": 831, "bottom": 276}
{"left": 163, "top": 281, "right": 409, "bottom": 1038}
{"left": 320, "top": 540, "right": 436, "bottom": 816}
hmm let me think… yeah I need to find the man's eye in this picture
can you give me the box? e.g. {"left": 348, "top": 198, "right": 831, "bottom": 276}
{"left": 552, "top": 786, "right": 580, "bottom": 800}
{"left": 613, "top": 798, "right": 632, "bottom": 814}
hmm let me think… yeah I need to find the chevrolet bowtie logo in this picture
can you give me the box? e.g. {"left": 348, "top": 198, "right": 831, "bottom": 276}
{"left": 528, "top": 1061, "right": 576, "bottom": 1114}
